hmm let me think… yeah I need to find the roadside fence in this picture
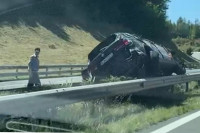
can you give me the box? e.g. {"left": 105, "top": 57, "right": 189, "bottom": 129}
{"left": 0, "top": 64, "right": 87, "bottom": 81}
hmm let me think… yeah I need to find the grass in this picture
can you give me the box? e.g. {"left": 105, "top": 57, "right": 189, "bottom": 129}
{"left": 1, "top": 80, "right": 200, "bottom": 132}
{"left": 0, "top": 20, "right": 133, "bottom": 66}
{"left": 172, "top": 37, "right": 200, "bottom": 53}
{"left": 54, "top": 86, "right": 200, "bottom": 133}
{"left": 0, "top": 24, "right": 98, "bottom": 65}
{"left": 0, "top": 2, "right": 132, "bottom": 66}
{"left": 99, "top": 97, "right": 200, "bottom": 133}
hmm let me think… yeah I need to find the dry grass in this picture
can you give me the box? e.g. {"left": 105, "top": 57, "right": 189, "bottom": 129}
{"left": 172, "top": 37, "right": 200, "bottom": 53}
{"left": 56, "top": 89, "right": 200, "bottom": 133}
{"left": 0, "top": 20, "right": 132, "bottom": 66}
{"left": 0, "top": 23, "right": 99, "bottom": 65}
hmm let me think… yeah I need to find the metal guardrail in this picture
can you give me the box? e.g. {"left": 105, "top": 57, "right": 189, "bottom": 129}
{"left": 0, "top": 71, "right": 200, "bottom": 119}
{"left": 184, "top": 60, "right": 200, "bottom": 69}
{"left": 0, "top": 65, "right": 87, "bottom": 80}
{"left": 185, "top": 63, "right": 200, "bottom": 69}
{"left": 0, "top": 62, "right": 199, "bottom": 81}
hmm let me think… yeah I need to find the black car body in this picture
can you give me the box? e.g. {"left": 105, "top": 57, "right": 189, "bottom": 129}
{"left": 82, "top": 33, "right": 186, "bottom": 80}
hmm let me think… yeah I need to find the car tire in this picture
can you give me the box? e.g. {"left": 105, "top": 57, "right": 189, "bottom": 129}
{"left": 81, "top": 69, "right": 90, "bottom": 81}
{"left": 175, "top": 62, "right": 186, "bottom": 75}
{"left": 163, "top": 71, "right": 172, "bottom": 76}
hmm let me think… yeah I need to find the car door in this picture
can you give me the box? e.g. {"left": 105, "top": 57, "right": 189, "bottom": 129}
{"left": 155, "top": 45, "right": 175, "bottom": 71}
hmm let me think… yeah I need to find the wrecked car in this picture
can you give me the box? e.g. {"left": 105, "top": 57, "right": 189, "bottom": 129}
{"left": 82, "top": 32, "right": 186, "bottom": 81}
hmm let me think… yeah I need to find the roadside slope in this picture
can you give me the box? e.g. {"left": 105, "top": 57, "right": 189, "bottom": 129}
{"left": 0, "top": 0, "right": 132, "bottom": 65}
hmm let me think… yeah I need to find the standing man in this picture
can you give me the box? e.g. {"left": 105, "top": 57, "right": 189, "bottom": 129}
{"left": 27, "top": 48, "right": 41, "bottom": 88}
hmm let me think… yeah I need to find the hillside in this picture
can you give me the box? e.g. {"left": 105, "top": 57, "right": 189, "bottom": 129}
{"left": 0, "top": 0, "right": 196, "bottom": 65}
{"left": 172, "top": 37, "right": 200, "bottom": 53}
{"left": 0, "top": 0, "right": 133, "bottom": 65}
{"left": 0, "top": 23, "right": 99, "bottom": 65}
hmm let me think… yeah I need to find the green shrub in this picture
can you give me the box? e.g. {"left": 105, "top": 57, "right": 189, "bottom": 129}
{"left": 186, "top": 47, "right": 193, "bottom": 55}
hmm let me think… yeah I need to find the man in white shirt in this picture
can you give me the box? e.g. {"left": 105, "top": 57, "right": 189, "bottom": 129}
{"left": 27, "top": 48, "right": 41, "bottom": 89}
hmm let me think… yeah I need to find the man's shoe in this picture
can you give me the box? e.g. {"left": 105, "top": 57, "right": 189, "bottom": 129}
{"left": 27, "top": 83, "right": 34, "bottom": 89}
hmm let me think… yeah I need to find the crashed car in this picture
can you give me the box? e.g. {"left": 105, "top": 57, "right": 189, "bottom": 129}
{"left": 82, "top": 32, "right": 186, "bottom": 81}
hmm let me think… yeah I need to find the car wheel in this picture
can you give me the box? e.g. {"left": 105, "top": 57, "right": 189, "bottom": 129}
{"left": 163, "top": 71, "right": 172, "bottom": 76}
{"left": 175, "top": 62, "right": 186, "bottom": 75}
{"left": 81, "top": 69, "right": 90, "bottom": 81}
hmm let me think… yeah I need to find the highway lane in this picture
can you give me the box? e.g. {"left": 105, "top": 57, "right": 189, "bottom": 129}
{"left": 169, "top": 116, "right": 200, "bottom": 133}
{"left": 0, "top": 76, "right": 82, "bottom": 90}
{"left": 186, "top": 69, "right": 200, "bottom": 74}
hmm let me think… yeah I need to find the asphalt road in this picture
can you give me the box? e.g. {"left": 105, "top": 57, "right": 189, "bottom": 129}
{"left": 137, "top": 110, "right": 200, "bottom": 133}
{"left": 0, "top": 69, "right": 198, "bottom": 91}
{"left": 0, "top": 76, "right": 82, "bottom": 90}
{"left": 169, "top": 116, "right": 200, "bottom": 133}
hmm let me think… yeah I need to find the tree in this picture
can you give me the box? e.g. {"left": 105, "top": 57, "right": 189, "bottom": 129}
{"left": 176, "top": 17, "right": 190, "bottom": 38}
{"left": 80, "top": 0, "right": 170, "bottom": 42}
{"left": 190, "top": 24, "right": 196, "bottom": 39}
{"left": 186, "top": 47, "right": 193, "bottom": 56}
{"left": 194, "top": 19, "right": 200, "bottom": 38}
{"left": 166, "top": 20, "right": 177, "bottom": 38}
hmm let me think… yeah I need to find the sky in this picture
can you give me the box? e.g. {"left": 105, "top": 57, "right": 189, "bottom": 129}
{"left": 167, "top": 0, "right": 200, "bottom": 23}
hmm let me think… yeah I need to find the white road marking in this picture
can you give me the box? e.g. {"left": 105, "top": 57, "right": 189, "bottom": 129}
{"left": 151, "top": 110, "right": 200, "bottom": 133}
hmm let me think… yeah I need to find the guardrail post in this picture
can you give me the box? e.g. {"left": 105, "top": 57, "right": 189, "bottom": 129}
{"left": 59, "top": 67, "right": 61, "bottom": 76}
{"left": 16, "top": 68, "right": 18, "bottom": 79}
{"left": 198, "top": 81, "right": 200, "bottom": 87}
{"left": 71, "top": 67, "right": 73, "bottom": 76}
{"left": 46, "top": 67, "right": 48, "bottom": 77}
{"left": 186, "top": 82, "right": 189, "bottom": 92}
